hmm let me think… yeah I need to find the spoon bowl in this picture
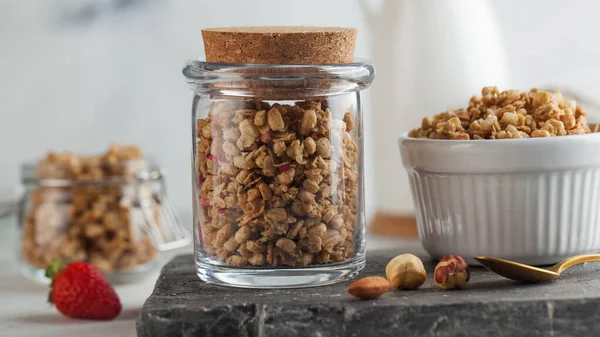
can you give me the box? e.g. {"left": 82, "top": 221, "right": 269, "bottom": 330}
{"left": 473, "top": 254, "right": 600, "bottom": 283}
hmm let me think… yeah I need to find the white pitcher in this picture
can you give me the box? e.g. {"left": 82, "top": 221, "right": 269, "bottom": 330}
{"left": 361, "top": 0, "right": 510, "bottom": 215}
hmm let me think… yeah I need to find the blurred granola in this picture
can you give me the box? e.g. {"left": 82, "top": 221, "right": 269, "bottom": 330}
{"left": 21, "top": 145, "right": 158, "bottom": 274}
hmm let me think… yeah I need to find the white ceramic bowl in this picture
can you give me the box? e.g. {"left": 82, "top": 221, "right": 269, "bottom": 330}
{"left": 399, "top": 133, "right": 600, "bottom": 265}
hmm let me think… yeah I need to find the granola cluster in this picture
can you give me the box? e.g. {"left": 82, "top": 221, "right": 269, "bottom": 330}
{"left": 409, "top": 87, "right": 592, "bottom": 140}
{"left": 21, "top": 145, "right": 158, "bottom": 274}
{"left": 196, "top": 99, "right": 359, "bottom": 266}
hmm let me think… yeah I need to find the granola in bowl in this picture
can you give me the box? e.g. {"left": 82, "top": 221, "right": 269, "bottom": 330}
{"left": 409, "top": 87, "right": 592, "bottom": 140}
{"left": 400, "top": 87, "right": 600, "bottom": 266}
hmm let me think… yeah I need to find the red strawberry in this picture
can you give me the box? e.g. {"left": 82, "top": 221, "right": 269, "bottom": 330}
{"left": 45, "top": 260, "right": 121, "bottom": 320}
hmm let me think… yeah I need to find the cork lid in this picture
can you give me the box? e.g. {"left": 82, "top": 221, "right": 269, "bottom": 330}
{"left": 201, "top": 26, "right": 357, "bottom": 65}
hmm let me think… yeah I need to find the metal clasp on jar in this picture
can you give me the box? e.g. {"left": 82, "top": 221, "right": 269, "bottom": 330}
{"left": 132, "top": 169, "right": 191, "bottom": 251}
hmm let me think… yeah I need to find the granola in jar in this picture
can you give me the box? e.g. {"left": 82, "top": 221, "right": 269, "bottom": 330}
{"left": 187, "top": 26, "right": 374, "bottom": 287}
{"left": 21, "top": 145, "right": 161, "bottom": 275}
{"left": 195, "top": 99, "right": 360, "bottom": 267}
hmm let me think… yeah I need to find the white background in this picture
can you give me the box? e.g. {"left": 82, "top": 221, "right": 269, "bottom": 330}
{"left": 0, "top": 0, "right": 371, "bottom": 224}
{"left": 2, "top": 0, "right": 600, "bottom": 222}
{"left": 2, "top": 0, "right": 600, "bottom": 336}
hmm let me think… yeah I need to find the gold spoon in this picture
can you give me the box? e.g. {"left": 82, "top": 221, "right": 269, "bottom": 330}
{"left": 473, "top": 254, "right": 600, "bottom": 282}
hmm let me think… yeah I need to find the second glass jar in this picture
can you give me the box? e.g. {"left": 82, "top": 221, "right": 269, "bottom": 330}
{"left": 185, "top": 61, "right": 374, "bottom": 288}
{"left": 17, "top": 147, "right": 191, "bottom": 284}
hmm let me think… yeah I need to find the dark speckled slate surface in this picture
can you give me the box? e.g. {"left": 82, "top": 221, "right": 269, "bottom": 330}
{"left": 137, "top": 250, "right": 600, "bottom": 337}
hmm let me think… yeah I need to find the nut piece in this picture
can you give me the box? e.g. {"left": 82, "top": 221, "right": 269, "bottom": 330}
{"left": 347, "top": 276, "right": 390, "bottom": 300}
{"left": 433, "top": 255, "right": 470, "bottom": 290}
{"left": 385, "top": 253, "right": 426, "bottom": 290}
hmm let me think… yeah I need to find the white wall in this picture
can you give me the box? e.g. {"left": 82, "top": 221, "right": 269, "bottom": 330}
{"left": 493, "top": 0, "right": 600, "bottom": 95}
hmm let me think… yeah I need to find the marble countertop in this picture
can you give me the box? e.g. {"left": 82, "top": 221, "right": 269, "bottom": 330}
{"left": 0, "top": 214, "right": 422, "bottom": 337}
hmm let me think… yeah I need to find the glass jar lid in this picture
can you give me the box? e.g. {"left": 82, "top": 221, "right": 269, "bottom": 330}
{"left": 20, "top": 158, "right": 161, "bottom": 187}
{"left": 182, "top": 59, "right": 375, "bottom": 99}
{"left": 20, "top": 145, "right": 158, "bottom": 186}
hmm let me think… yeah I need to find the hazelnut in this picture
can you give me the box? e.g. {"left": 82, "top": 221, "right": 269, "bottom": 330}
{"left": 385, "top": 253, "right": 426, "bottom": 290}
{"left": 433, "top": 255, "right": 470, "bottom": 290}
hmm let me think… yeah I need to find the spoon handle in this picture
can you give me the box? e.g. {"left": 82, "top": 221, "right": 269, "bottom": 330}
{"left": 551, "top": 254, "right": 600, "bottom": 274}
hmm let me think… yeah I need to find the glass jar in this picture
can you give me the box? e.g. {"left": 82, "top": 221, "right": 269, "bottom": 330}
{"left": 16, "top": 150, "right": 190, "bottom": 284}
{"left": 184, "top": 60, "right": 375, "bottom": 288}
